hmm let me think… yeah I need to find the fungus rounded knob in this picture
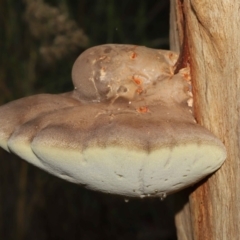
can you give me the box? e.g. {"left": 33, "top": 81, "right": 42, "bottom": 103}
{"left": 72, "top": 44, "right": 179, "bottom": 103}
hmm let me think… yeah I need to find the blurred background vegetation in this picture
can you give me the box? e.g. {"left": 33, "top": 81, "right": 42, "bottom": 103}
{"left": 0, "top": 0, "right": 177, "bottom": 239}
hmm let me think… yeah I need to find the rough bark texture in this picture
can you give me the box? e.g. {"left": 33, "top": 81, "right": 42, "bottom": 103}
{"left": 170, "top": 0, "right": 240, "bottom": 239}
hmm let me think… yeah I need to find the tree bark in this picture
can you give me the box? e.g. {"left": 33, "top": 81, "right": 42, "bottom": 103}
{"left": 170, "top": 0, "right": 240, "bottom": 239}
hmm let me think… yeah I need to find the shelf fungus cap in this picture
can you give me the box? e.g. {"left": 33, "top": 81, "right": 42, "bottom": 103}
{"left": 0, "top": 44, "right": 226, "bottom": 198}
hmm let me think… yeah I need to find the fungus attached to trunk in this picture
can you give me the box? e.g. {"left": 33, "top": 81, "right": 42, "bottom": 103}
{"left": 0, "top": 44, "right": 226, "bottom": 198}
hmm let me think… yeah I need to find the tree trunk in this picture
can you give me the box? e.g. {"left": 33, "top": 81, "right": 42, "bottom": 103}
{"left": 170, "top": 0, "right": 240, "bottom": 239}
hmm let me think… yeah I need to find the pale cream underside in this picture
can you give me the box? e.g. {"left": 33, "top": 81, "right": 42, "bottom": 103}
{"left": 7, "top": 139, "right": 226, "bottom": 197}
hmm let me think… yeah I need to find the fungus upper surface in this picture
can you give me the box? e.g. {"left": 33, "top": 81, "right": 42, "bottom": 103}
{"left": 0, "top": 44, "right": 226, "bottom": 197}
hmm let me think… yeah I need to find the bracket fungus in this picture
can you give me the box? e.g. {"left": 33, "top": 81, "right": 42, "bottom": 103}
{"left": 0, "top": 44, "right": 226, "bottom": 198}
